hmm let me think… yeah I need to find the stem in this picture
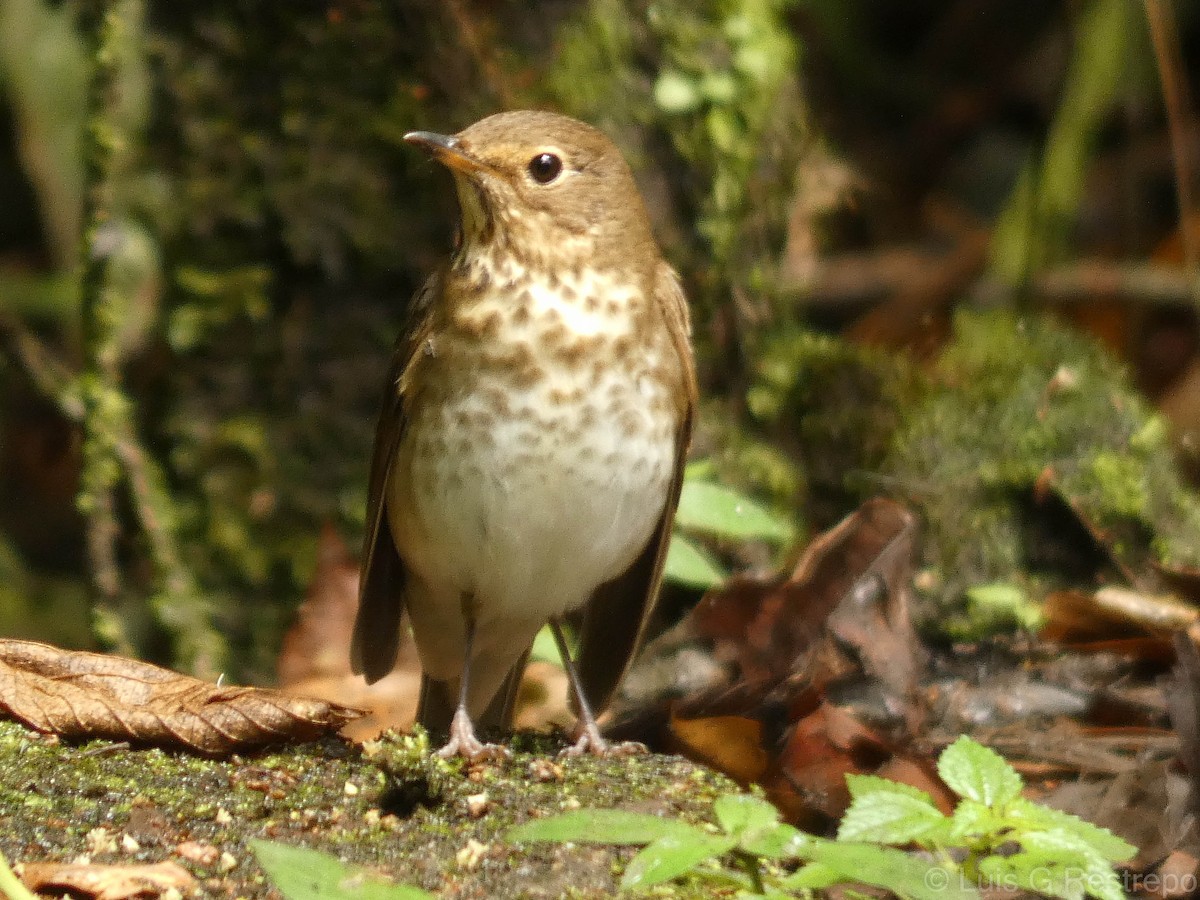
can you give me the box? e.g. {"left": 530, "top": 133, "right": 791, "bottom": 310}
{"left": 1143, "top": 0, "right": 1200, "bottom": 309}
{"left": 733, "top": 850, "right": 766, "bottom": 895}
{"left": 75, "top": 0, "right": 223, "bottom": 675}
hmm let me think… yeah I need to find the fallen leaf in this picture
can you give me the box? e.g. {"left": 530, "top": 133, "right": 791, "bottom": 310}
{"left": 668, "top": 712, "right": 768, "bottom": 784}
{"left": 277, "top": 524, "right": 361, "bottom": 685}
{"left": 0, "top": 639, "right": 362, "bottom": 753}
{"left": 763, "top": 703, "right": 888, "bottom": 824}
{"left": 19, "top": 860, "right": 195, "bottom": 900}
{"left": 690, "top": 496, "right": 925, "bottom": 718}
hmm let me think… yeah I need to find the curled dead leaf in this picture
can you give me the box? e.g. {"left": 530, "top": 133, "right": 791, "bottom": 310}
{"left": 19, "top": 860, "right": 195, "bottom": 900}
{"left": 0, "top": 640, "right": 363, "bottom": 754}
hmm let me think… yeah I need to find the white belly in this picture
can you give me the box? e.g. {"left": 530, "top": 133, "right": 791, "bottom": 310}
{"left": 387, "top": 365, "right": 675, "bottom": 699}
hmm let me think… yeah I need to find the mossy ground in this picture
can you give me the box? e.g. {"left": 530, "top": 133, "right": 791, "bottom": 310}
{"left": 0, "top": 721, "right": 737, "bottom": 898}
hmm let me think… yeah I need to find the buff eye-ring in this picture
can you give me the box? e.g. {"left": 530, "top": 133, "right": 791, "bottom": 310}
{"left": 528, "top": 152, "right": 563, "bottom": 184}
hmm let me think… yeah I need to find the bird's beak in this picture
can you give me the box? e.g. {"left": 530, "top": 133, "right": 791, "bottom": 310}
{"left": 404, "top": 131, "right": 493, "bottom": 176}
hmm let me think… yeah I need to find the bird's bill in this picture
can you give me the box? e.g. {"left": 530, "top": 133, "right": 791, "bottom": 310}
{"left": 404, "top": 131, "right": 494, "bottom": 176}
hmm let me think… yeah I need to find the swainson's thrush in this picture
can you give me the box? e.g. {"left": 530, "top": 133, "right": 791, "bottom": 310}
{"left": 350, "top": 110, "right": 697, "bottom": 759}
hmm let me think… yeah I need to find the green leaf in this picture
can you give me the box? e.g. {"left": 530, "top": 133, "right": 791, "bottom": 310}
{"left": 837, "top": 780, "right": 949, "bottom": 845}
{"left": 937, "top": 736, "right": 1023, "bottom": 806}
{"left": 713, "top": 792, "right": 780, "bottom": 837}
{"left": 664, "top": 532, "right": 727, "bottom": 589}
{"left": 779, "top": 861, "right": 844, "bottom": 890}
{"left": 806, "top": 842, "right": 979, "bottom": 900}
{"left": 654, "top": 69, "right": 702, "bottom": 114}
{"left": 990, "top": 0, "right": 1142, "bottom": 281}
{"left": 1014, "top": 830, "right": 1126, "bottom": 900}
{"left": 250, "top": 840, "right": 434, "bottom": 900}
{"left": 508, "top": 809, "right": 699, "bottom": 846}
{"left": 979, "top": 834, "right": 1126, "bottom": 900}
{"left": 620, "top": 832, "right": 737, "bottom": 890}
{"left": 0, "top": 850, "right": 39, "bottom": 900}
{"left": 964, "top": 582, "right": 1045, "bottom": 632}
{"left": 675, "top": 481, "right": 793, "bottom": 542}
{"left": 846, "top": 773, "right": 936, "bottom": 803}
{"left": 947, "top": 798, "right": 1001, "bottom": 844}
{"left": 528, "top": 624, "right": 563, "bottom": 666}
{"left": 740, "top": 822, "right": 814, "bottom": 860}
{"left": 1005, "top": 798, "right": 1136, "bottom": 862}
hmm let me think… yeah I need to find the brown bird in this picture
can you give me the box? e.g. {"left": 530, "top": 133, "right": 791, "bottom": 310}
{"left": 350, "top": 110, "right": 696, "bottom": 759}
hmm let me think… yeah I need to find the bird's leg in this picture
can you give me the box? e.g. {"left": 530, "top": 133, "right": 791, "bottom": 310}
{"left": 551, "top": 619, "right": 646, "bottom": 757}
{"left": 437, "top": 614, "right": 509, "bottom": 762}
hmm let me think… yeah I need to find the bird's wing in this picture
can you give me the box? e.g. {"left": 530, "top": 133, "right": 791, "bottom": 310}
{"left": 574, "top": 263, "right": 697, "bottom": 714}
{"left": 350, "top": 273, "right": 439, "bottom": 684}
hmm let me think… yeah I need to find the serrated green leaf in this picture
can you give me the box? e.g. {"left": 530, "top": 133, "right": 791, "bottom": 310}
{"left": 947, "top": 798, "right": 999, "bottom": 843}
{"left": 806, "top": 842, "right": 979, "bottom": 900}
{"left": 1005, "top": 798, "right": 1136, "bottom": 862}
{"left": 837, "top": 786, "right": 949, "bottom": 845}
{"left": 714, "top": 793, "right": 780, "bottom": 837}
{"left": 741, "top": 822, "right": 814, "bottom": 859}
{"left": 507, "top": 809, "right": 699, "bottom": 846}
{"left": 251, "top": 840, "right": 434, "bottom": 900}
{"left": 664, "top": 532, "right": 727, "bottom": 589}
{"left": 846, "top": 773, "right": 938, "bottom": 804}
{"left": 979, "top": 839, "right": 1125, "bottom": 900}
{"left": 620, "top": 832, "right": 737, "bottom": 890}
{"left": 1012, "top": 830, "right": 1126, "bottom": 900}
{"left": 675, "top": 481, "right": 793, "bottom": 542}
{"left": 937, "top": 736, "right": 1023, "bottom": 806}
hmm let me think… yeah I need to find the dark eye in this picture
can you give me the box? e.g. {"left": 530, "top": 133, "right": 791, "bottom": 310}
{"left": 528, "top": 153, "right": 563, "bottom": 184}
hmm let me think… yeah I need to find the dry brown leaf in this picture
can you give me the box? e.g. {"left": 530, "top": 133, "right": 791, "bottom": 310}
{"left": 669, "top": 713, "right": 768, "bottom": 784}
{"left": 277, "top": 526, "right": 425, "bottom": 740}
{"left": 19, "top": 860, "right": 195, "bottom": 900}
{"left": 763, "top": 702, "right": 887, "bottom": 825}
{"left": 691, "top": 496, "right": 925, "bottom": 713}
{"left": 0, "top": 639, "right": 362, "bottom": 753}
{"left": 277, "top": 524, "right": 361, "bottom": 685}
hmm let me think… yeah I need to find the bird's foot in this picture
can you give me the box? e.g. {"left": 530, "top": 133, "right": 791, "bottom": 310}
{"left": 560, "top": 719, "right": 647, "bottom": 758}
{"left": 436, "top": 707, "right": 510, "bottom": 762}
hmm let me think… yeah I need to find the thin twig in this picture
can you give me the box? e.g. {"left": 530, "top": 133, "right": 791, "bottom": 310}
{"left": 1143, "top": 0, "right": 1200, "bottom": 308}
{"left": 443, "top": 0, "right": 515, "bottom": 107}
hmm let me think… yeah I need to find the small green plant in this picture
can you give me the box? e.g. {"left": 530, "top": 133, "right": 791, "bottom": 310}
{"left": 250, "top": 840, "right": 434, "bottom": 900}
{"left": 509, "top": 794, "right": 969, "bottom": 899}
{"left": 508, "top": 737, "right": 1136, "bottom": 899}
{"left": 840, "top": 736, "right": 1135, "bottom": 900}
{"left": 665, "top": 462, "right": 795, "bottom": 589}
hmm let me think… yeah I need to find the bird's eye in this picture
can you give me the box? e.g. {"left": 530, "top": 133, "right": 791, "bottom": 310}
{"left": 528, "top": 153, "right": 563, "bottom": 184}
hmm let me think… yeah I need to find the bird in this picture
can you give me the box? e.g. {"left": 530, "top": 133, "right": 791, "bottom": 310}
{"left": 350, "top": 109, "right": 696, "bottom": 759}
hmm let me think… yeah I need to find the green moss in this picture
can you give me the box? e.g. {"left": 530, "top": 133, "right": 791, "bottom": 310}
{"left": 743, "top": 326, "right": 918, "bottom": 526}
{"left": 549, "top": 0, "right": 807, "bottom": 315}
{"left": 884, "top": 309, "right": 1200, "bottom": 615}
{"left": 0, "top": 721, "right": 737, "bottom": 898}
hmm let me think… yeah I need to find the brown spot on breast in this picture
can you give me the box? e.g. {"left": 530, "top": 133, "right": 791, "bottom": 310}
{"left": 550, "top": 333, "right": 608, "bottom": 368}
{"left": 540, "top": 321, "right": 570, "bottom": 347}
{"left": 611, "top": 334, "right": 635, "bottom": 361}
{"left": 583, "top": 294, "right": 599, "bottom": 313}
{"left": 484, "top": 341, "right": 544, "bottom": 389}
{"left": 547, "top": 384, "right": 585, "bottom": 405}
{"left": 478, "top": 385, "right": 514, "bottom": 418}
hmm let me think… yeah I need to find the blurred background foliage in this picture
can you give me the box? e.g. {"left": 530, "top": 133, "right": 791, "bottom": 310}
{"left": 0, "top": 0, "right": 1198, "bottom": 679}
